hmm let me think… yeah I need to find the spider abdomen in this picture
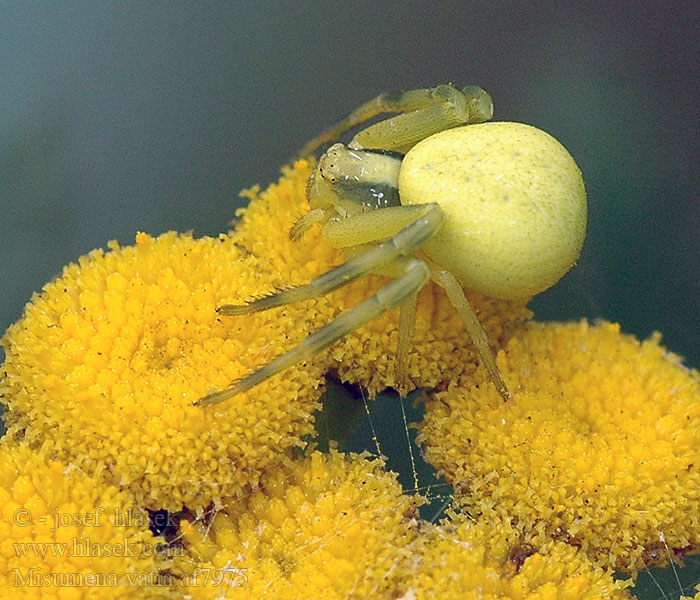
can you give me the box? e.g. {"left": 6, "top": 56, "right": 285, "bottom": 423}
{"left": 399, "top": 121, "right": 587, "bottom": 300}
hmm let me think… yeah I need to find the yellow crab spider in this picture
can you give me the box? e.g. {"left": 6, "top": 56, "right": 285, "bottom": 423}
{"left": 197, "top": 84, "right": 587, "bottom": 407}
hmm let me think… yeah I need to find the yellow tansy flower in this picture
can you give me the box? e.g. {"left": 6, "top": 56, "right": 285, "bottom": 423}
{"left": 405, "top": 513, "right": 631, "bottom": 600}
{"left": 0, "top": 438, "right": 169, "bottom": 599}
{"left": 1, "top": 232, "right": 326, "bottom": 511}
{"left": 174, "top": 449, "right": 420, "bottom": 599}
{"left": 231, "top": 160, "right": 532, "bottom": 396}
{"left": 418, "top": 320, "right": 700, "bottom": 574}
{"left": 682, "top": 585, "right": 700, "bottom": 600}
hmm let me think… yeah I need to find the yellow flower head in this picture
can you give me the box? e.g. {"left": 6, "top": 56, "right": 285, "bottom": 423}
{"left": 418, "top": 320, "right": 700, "bottom": 573}
{"left": 174, "top": 450, "right": 420, "bottom": 599}
{"left": 682, "top": 585, "right": 700, "bottom": 600}
{"left": 406, "top": 513, "right": 630, "bottom": 600}
{"left": 231, "top": 160, "right": 532, "bottom": 396}
{"left": 1, "top": 232, "right": 326, "bottom": 511}
{"left": 0, "top": 438, "right": 169, "bottom": 599}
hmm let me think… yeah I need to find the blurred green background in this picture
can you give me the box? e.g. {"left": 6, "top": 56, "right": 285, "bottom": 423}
{"left": 1, "top": 2, "right": 698, "bottom": 363}
{"left": 1, "top": 2, "right": 698, "bottom": 596}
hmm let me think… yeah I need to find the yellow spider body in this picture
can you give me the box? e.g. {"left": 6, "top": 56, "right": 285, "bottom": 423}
{"left": 400, "top": 121, "right": 586, "bottom": 299}
{"left": 198, "top": 85, "right": 587, "bottom": 406}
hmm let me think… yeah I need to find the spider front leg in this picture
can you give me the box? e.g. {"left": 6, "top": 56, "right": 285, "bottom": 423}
{"left": 218, "top": 204, "right": 442, "bottom": 316}
{"left": 198, "top": 259, "right": 430, "bottom": 408}
{"left": 197, "top": 204, "right": 444, "bottom": 407}
{"left": 299, "top": 84, "right": 493, "bottom": 156}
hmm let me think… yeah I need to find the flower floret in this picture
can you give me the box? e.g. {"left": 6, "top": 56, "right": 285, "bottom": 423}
{"left": 174, "top": 449, "right": 420, "bottom": 599}
{"left": 405, "top": 513, "right": 630, "bottom": 600}
{"left": 418, "top": 320, "right": 700, "bottom": 573}
{"left": 0, "top": 438, "right": 169, "bottom": 599}
{"left": 1, "top": 231, "right": 326, "bottom": 511}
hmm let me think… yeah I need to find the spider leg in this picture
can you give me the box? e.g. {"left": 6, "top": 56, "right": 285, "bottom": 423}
{"left": 429, "top": 264, "right": 511, "bottom": 400}
{"left": 299, "top": 84, "right": 492, "bottom": 157}
{"left": 322, "top": 204, "right": 434, "bottom": 248}
{"left": 218, "top": 204, "right": 443, "bottom": 315}
{"left": 349, "top": 86, "right": 493, "bottom": 154}
{"left": 200, "top": 204, "right": 445, "bottom": 407}
{"left": 300, "top": 87, "right": 442, "bottom": 157}
{"left": 289, "top": 207, "right": 327, "bottom": 241}
{"left": 196, "top": 258, "right": 430, "bottom": 407}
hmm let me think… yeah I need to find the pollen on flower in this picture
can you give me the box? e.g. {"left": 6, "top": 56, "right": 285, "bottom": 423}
{"left": 417, "top": 320, "right": 700, "bottom": 574}
{"left": 404, "top": 513, "right": 631, "bottom": 600}
{"left": 231, "top": 160, "right": 531, "bottom": 396}
{"left": 173, "top": 450, "right": 420, "bottom": 599}
{"left": 1, "top": 232, "right": 326, "bottom": 511}
{"left": 0, "top": 438, "right": 169, "bottom": 599}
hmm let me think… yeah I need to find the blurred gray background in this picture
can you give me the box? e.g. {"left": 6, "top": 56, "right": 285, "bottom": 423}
{"left": 1, "top": 1, "right": 698, "bottom": 367}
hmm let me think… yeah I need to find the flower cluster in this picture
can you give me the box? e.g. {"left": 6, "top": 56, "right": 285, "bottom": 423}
{"left": 174, "top": 450, "right": 420, "bottom": 599}
{"left": 1, "top": 231, "right": 326, "bottom": 511}
{"left": 0, "top": 438, "right": 168, "bottom": 599}
{"left": 1, "top": 158, "right": 698, "bottom": 598}
{"left": 407, "top": 512, "right": 631, "bottom": 600}
{"left": 418, "top": 320, "right": 700, "bottom": 573}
